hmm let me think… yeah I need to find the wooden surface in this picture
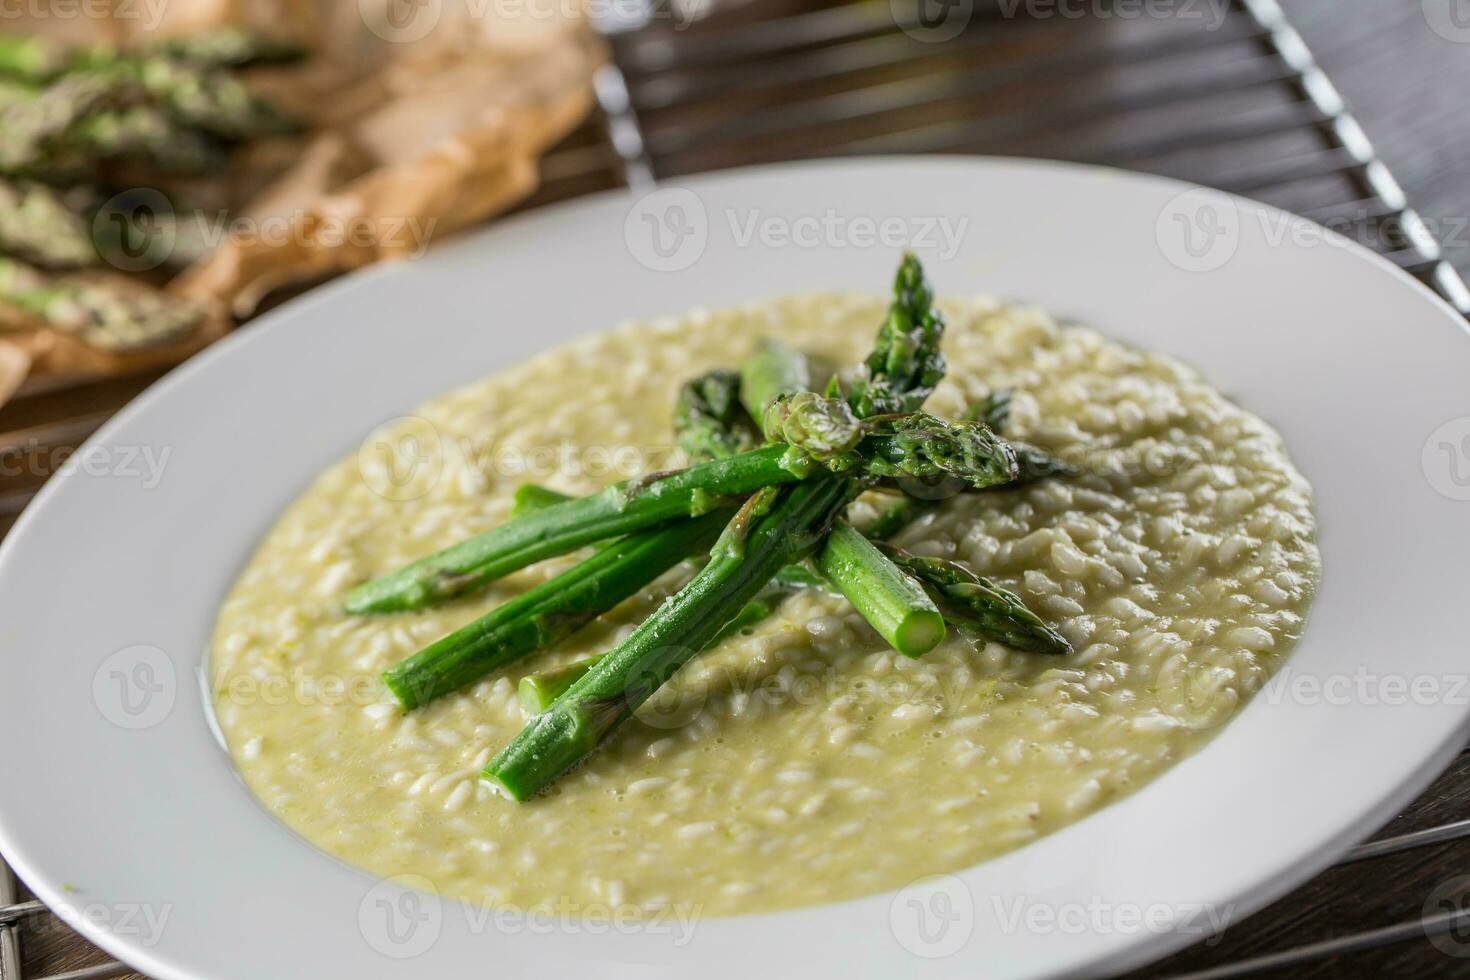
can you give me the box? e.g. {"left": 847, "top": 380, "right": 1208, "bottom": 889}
{"left": 5, "top": 2, "right": 1470, "bottom": 977}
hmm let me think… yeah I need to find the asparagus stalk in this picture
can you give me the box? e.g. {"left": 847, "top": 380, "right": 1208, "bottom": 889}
{"left": 382, "top": 509, "right": 732, "bottom": 710}
{"left": 514, "top": 581, "right": 795, "bottom": 717}
{"left": 58, "top": 104, "right": 223, "bottom": 174}
{"left": 742, "top": 258, "right": 980, "bottom": 658}
{"left": 0, "top": 29, "right": 307, "bottom": 79}
{"left": 0, "top": 34, "right": 57, "bottom": 81}
{"left": 512, "top": 483, "right": 833, "bottom": 586}
{"left": 346, "top": 444, "right": 805, "bottom": 614}
{"left": 0, "top": 257, "right": 204, "bottom": 350}
{"left": 876, "top": 544, "right": 1071, "bottom": 655}
{"left": 388, "top": 364, "right": 766, "bottom": 712}
{"left": 864, "top": 495, "right": 936, "bottom": 540}
{"left": 739, "top": 337, "right": 810, "bottom": 431}
{"left": 674, "top": 368, "right": 759, "bottom": 462}
{"left": 0, "top": 179, "right": 95, "bottom": 268}
{"left": 814, "top": 521, "right": 943, "bottom": 657}
{"left": 350, "top": 413, "right": 1018, "bottom": 615}
{"left": 96, "top": 58, "right": 300, "bottom": 141}
{"left": 485, "top": 475, "right": 852, "bottom": 800}
{"left": 142, "top": 28, "right": 307, "bottom": 69}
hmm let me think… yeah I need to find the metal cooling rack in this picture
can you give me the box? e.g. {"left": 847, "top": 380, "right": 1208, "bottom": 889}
{"left": 3, "top": 0, "right": 1469, "bottom": 976}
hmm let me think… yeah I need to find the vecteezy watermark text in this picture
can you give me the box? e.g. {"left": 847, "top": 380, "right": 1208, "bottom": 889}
{"left": 624, "top": 187, "right": 971, "bottom": 272}
{"left": 0, "top": 0, "right": 167, "bottom": 30}
{"left": 358, "top": 874, "right": 701, "bottom": 959}
{"left": 0, "top": 441, "right": 170, "bottom": 488}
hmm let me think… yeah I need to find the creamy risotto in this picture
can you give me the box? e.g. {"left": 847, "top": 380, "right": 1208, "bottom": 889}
{"left": 210, "top": 293, "right": 1319, "bottom": 915}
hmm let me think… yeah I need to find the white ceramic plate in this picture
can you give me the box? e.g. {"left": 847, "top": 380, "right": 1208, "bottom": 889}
{"left": 2, "top": 158, "right": 1469, "bottom": 980}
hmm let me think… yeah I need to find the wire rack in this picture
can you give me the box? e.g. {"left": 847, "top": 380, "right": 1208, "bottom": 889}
{"left": 3, "top": 0, "right": 1469, "bottom": 976}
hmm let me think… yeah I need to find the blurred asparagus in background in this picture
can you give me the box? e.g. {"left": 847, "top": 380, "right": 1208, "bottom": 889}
{"left": 0, "top": 27, "right": 305, "bottom": 356}
{"left": 0, "top": 180, "right": 94, "bottom": 267}
{"left": 0, "top": 256, "right": 205, "bottom": 350}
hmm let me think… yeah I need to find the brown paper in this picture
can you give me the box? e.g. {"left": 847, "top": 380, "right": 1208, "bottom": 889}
{"left": 0, "top": 341, "right": 30, "bottom": 404}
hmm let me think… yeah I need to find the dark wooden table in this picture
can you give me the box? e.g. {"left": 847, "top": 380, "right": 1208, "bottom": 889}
{"left": 4, "top": 2, "right": 1469, "bottom": 977}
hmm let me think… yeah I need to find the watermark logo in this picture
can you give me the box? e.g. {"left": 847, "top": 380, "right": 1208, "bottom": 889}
{"left": 357, "top": 415, "right": 444, "bottom": 502}
{"left": 895, "top": 0, "right": 975, "bottom": 42}
{"left": 93, "top": 188, "right": 174, "bottom": 273}
{"left": 1156, "top": 188, "right": 1240, "bottom": 272}
{"left": 631, "top": 654, "right": 709, "bottom": 730}
{"left": 359, "top": 874, "right": 443, "bottom": 958}
{"left": 1155, "top": 656, "right": 1237, "bottom": 730}
{"left": 1424, "top": 1, "right": 1470, "bottom": 43}
{"left": 1424, "top": 874, "right": 1470, "bottom": 957}
{"left": 360, "top": 0, "right": 443, "bottom": 42}
{"left": 1423, "top": 416, "right": 1470, "bottom": 501}
{"left": 92, "top": 644, "right": 175, "bottom": 730}
{"left": 890, "top": 873, "right": 974, "bottom": 958}
{"left": 625, "top": 187, "right": 709, "bottom": 272}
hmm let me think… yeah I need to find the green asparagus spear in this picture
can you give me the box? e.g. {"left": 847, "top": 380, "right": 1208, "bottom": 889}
{"left": 674, "top": 368, "right": 760, "bottom": 462}
{"left": 346, "top": 444, "right": 808, "bottom": 614}
{"left": 0, "top": 179, "right": 95, "bottom": 267}
{"left": 815, "top": 521, "right": 943, "bottom": 657}
{"left": 974, "top": 389, "right": 1011, "bottom": 432}
{"left": 350, "top": 412, "right": 1018, "bottom": 615}
{"left": 846, "top": 252, "right": 947, "bottom": 417}
{"left": 0, "top": 256, "right": 204, "bottom": 350}
{"left": 99, "top": 58, "right": 299, "bottom": 140}
{"left": 382, "top": 509, "right": 732, "bottom": 710}
{"left": 852, "top": 413, "right": 1016, "bottom": 485}
{"left": 761, "top": 390, "right": 863, "bottom": 461}
{"left": 0, "top": 34, "right": 64, "bottom": 82}
{"left": 512, "top": 483, "right": 833, "bottom": 587}
{"left": 142, "top": 28, "right": 307, "bottom": 69}
{"left": 0, "top": 74, "right": 114, "bottom": 173}
{"left": 58, "top": 104, "right": 224, "bottom": 174}
{"left": 485, "top": 475, "right": 852, "bottom": 800}
{"left": 745, "top": 257, "right": 983, "bottom": 658}
{"left": 966, "top": 389, "right": 1076, "bottom": 484}
{"left": 739, "top": 338, "right": 811, "bottom": 434}
{"left": 876, "top": 543, "right": 1071, "bottom": 655}
{"left": 514, "top": 581, "right": 795, "bottom": 717}
{"left": 863, "top": 495, "right": 936, "bottom": 541}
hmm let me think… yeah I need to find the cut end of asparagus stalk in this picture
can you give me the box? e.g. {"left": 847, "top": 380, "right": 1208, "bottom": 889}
{"left": 346, "top": 577, "right": 431, "bottom": 615}
{"left": 517, "top": 657, "right": 601, "bottom": 718}
{"left": 815, "top": 521, "right": 946, "bottom": 658}
{"left": 483, "top": 704, "right": 608, "bottom": 802}
{"left": 510, "top": 482, "right": 572, "bottom": 519}
{"left": 381, "top": 670, "right": 420, "bottom": 713}
{"left": 892, "top": 608, "right": 947, "bottom": 659}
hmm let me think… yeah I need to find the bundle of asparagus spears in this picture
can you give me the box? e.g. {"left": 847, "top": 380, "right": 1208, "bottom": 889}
{"left": 0, "top": 27, "right": 303, "bottom": 351}
{"left": 355, "top": 254, "right": 1075, "bottom": 801}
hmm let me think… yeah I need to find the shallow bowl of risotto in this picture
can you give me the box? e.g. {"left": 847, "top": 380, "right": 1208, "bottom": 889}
{"left": 0, "top": 158, "right": 1467, "bottom": 980}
